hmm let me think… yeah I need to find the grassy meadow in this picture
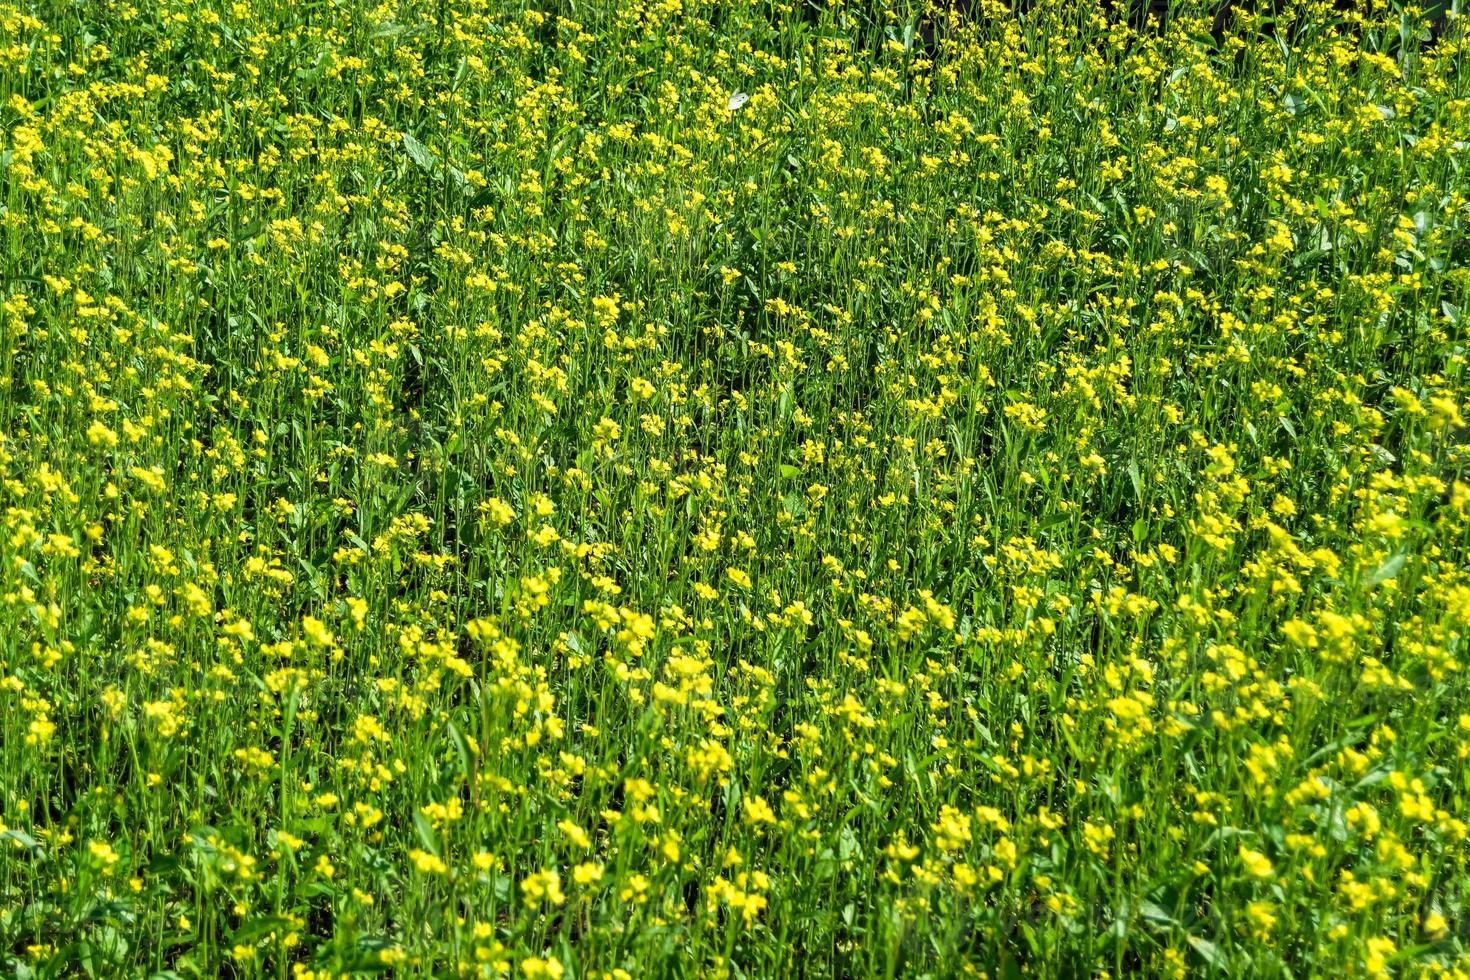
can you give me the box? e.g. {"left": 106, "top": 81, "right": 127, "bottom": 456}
{"left": 1, "top": 0, "right": 1469, "bottom": 975}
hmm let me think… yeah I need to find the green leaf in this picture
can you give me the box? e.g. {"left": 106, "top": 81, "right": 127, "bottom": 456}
{"left": 1, "top": 829, "right": 43, "bottom": 857}
{"left": 1366, "top": 553, "right": 1407, "bottom": 586}
{"left": 446, "top": 721, "right": 475, "bottom": 783}
{"left": 230, "top": 915, "right": 297, "bottom": 944}
{"left": 1187, "top": 936, "right": 1228, "bottom": 971}
{"left": 402, "top": 132, "right": 438, "bottom": 174}
{"left": 412, "top": 810, "right": 439, "bottom": 857}
{"left": 1139, "top": 900, "right": 1176, "bottom": 927}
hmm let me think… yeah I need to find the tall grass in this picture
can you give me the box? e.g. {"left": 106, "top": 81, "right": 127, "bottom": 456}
{"left": 1, "top": 0, "right": 1468, "bottom": 975}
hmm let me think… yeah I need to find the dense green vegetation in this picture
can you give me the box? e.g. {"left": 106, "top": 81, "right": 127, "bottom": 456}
{"left": 1, "top": 0, "right": 1468, "bottom": 975}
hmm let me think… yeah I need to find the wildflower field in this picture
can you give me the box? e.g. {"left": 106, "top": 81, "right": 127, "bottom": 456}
{"left": 1, "top": 0, "right": 1469, "bottom": 975}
